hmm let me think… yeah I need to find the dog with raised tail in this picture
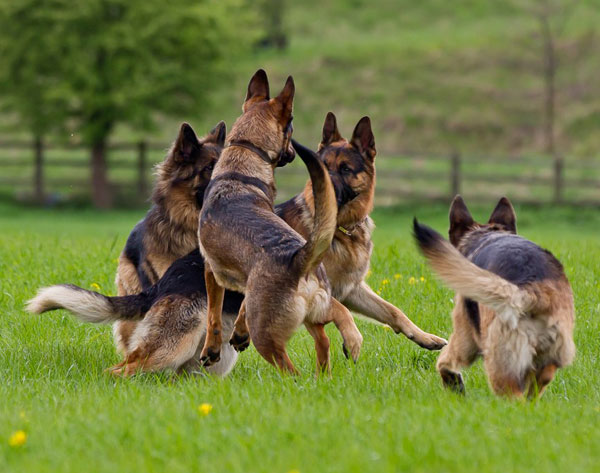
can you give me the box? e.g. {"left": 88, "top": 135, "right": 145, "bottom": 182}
{"left": 413, "top": 196, "right": 575, "bottom": 398}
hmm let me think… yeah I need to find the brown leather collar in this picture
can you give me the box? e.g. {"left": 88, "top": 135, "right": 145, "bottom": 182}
{"left": 227, "top": 140, "right": 277, "bottom": 166}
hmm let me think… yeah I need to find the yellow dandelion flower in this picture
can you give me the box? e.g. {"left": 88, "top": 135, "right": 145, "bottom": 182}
{"left": 288, "top": 470, "right": 301, "bottom": 473}
{"left": 90, "top": 282, "right": 101, "bottom": 291}
{"left": 408, "top": 277, "right": 416, "bottom": 285}
{"left": 366, "top": 270, "right": 372, "bottom": 278}
{"left": 394, "top": 273, "right": 402, "bottom": 279}
{"left": 198, "top": 403, "right": 213, "bottom": 416}
{"left": 383, "top": 326, "right": 392, "bottom": 331}
{"left": 376, "top": 289, "right": 382, "bottom": 295}
{"left": 382, "top": 279, "right": 389, "bottom": 285}
{"left": 9, "top": 430, "right": 27, "bottom": 447}
{"left": 420, "top": 276, "right": 426, "bottom": 283}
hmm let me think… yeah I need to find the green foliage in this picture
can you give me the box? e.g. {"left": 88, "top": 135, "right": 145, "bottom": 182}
{"left": 1, "top": 202, "right": 599, "bottom": 472}
{"left": 0, "top": 0, "right": 256, "bottom": 143}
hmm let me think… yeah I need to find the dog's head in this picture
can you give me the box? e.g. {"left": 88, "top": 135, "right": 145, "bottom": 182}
{"left": 228, "top": 69, "right": 295, "bottom": 167}
{"left": 449, "top": 195, "right": 517, "bottom": 248}
{"left": 154, "top": 121, "right": 226, "bottom": 209}
{"left": 316, "top": 113, "right": 376, "bottom": 226}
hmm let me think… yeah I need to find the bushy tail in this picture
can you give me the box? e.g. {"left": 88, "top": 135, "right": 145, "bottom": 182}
{"left": 26, "top": 284, "right": 147, "bottom": 324}
{"left": 291, "top": 139, "right": 338, "bottom": 276}
{"left": 413, "top": 219, "right": 537, "bottom": 328}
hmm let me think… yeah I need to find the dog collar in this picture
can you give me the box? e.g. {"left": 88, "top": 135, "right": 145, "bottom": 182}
{"left": 338, "top": 225, "right": 352, "bottom": 236}
{"left": 227, "top": 140, "right": 278, "bottom": 166}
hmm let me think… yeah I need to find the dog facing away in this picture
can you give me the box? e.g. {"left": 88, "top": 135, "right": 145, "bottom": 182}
{"left": 27, "top": 250, "right": 243, "bottom": 377}
{"left": 114, "top": 121, "right": 225, "bottom": 354}
{"left": 199, "top": 69, "right": 363, "bottom": 374}
{"left": 274, "top": 113, "right": 446, "bottom": 351}
{"left": 413, "top": 196, "right": 575, "bottom": 398}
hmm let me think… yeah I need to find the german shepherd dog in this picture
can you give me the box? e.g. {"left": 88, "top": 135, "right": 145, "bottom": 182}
{"left": 114, "top": 121, "right": 226, "bottom": 354}
{"left": 26, "top": 250, "right": 244, "bottom": 376}
{"left": 413, "top": 196, "right": 575, "bottom": 398}
{"left": 273, "top": 113, "right": 446, "bottom": 350}
{"left": 199, "top": 69, "right": 363, "bottom": 374}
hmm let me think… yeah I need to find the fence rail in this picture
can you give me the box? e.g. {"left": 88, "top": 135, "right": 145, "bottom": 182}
{"left": 0, "top": 139, "right": 599, "bottom": 206}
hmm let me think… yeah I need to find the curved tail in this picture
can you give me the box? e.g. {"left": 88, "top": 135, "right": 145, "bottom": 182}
{"left": 26, "top": 284, "right": 148, "bottom": 324}
{"left": 413, "top": 219, "right": 537, "bottom": 328}
{"left": 291, "top": 139, "right": 337, "bottom": 276}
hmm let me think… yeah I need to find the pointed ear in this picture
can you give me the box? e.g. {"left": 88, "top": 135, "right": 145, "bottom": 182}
{"left": 449, "top": 195, "right": 474, "bottom": 246}
{"left": 173, "top": 123, "right": 200, "bottom": 161}
{"left": 244, "top": 69, "right": 270, "bottom": 110}
{"left": 204, "top": 120, "right": 226, "bottom": 147}
{"left": 488, "top": 197, "right": 517, "bottom": 233}
{"left": 275, "top": 75, "right": 295, "bottom": 121}
{"left": 350, "top": 116, "right": 376, "bottom": 160}
{"left": 319, "top": 112, "right": 343, "bottom": 149}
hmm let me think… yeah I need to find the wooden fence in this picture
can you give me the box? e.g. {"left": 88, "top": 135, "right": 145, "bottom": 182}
{"left": 0, "top": 139, "right": 599, "bottom": 206}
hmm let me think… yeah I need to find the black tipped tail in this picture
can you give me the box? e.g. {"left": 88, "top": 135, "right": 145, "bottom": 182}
{"left": 413, "top": 217, "right": 446, "bottom": 254}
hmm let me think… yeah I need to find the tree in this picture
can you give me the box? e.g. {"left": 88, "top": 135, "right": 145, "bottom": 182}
{"left": 0, "top": 0, "right": 249, "bottom": 207}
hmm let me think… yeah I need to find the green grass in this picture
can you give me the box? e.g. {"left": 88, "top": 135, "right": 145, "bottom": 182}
{"left": 1, "top": 201, "right": 599, "bottom": 472}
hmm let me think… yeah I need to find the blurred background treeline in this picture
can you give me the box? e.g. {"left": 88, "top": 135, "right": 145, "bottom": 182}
{"left": 0, "top": 0, "right": 598, "bottom": 208}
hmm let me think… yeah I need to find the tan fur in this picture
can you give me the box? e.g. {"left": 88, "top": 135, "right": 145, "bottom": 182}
{"left": 114, "top": 122, "right": 225, "bottom": 354}
{"left": 416, "top": 198, "right": 575, "bottom": 398}
{"left": 276, "top": 114, "right": 446, "bottom": 350}
{"left": 199, "top": 71, "right": 362, "bottom": 374}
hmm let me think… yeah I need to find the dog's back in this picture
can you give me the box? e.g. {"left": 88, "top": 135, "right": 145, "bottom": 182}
{"left": 414, "top": 196, "right": 575, "bottom": 398}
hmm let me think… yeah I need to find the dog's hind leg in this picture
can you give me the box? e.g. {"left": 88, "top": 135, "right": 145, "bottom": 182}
{"left": 328, "top": 298, "right": 362, "bottom": 363}
{"left": 305, "top": 322, "right": 331, "bottom": 375}
{"left": 342, "top": 282, "right": 447, "bottom": 350}
{"left": 200, "top": 266, "right": 224, "bottom": 367}
{"left": 436, "top": 305, "right": 479, "bottom": 394}
{"left": 230, "top": 300, "right": 251, "bottom": 352}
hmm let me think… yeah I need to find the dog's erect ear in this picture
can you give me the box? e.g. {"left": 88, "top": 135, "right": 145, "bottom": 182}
{"left": 488, "top": 197, "right": 517, "bottom": 233}
{"left": 244, "top": 69, "right": 270, "bottom": 110}
{"left": 350, "top": 116, "right": 376, "bottom": 160}
{"left": 204, "top": 120, "right": 226, "bottom": 147}
{"left": 275, "top": 75, "right": 295, "bottom": 122}
{"left": 320, "top": 112, "right": 343, "bottom": 149}
{"left": 174, "top": 123, "right": 200, "bottom": 161}
{"left": 449, "top": 195, "right": 474, "bottom": 246}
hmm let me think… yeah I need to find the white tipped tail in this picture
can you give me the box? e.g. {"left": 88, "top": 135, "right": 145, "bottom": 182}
{"left": 26, "top": 285, "right": 119, "bottom": 324}
{"left": 413, "top": 220, "right": 536, "bottom": 329}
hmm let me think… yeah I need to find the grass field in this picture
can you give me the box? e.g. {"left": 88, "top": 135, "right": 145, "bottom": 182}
{"left": 1, "top": 200, "right": 600, "bottom": 473}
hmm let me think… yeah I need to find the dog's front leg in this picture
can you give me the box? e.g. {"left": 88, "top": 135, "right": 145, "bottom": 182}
{"left": 328, "top": 298, "right": 362, "bottom": 363}
{"left": 230, "top": 300, "right": 251, "bottom": 352}
{"left": 342, "top": 282, "right": 447, "bottom": 350}
{"left": 200, "top": 266, "right": 224, "bottom": 366}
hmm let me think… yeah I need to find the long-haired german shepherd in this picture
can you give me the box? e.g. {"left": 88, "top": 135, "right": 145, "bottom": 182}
{"left": 114, "top": 121, "right": 226, "bottom": 354}
{"left": 27, "top": 250, "right": 244, "bottom": 376}
{"left": 198, "top": 70, "right": 363, "bottom": 374}
{"left": 413, "top": 196, "right": 575, "bottom": 397}
{"left": 273, "top": 113, "right": 446, "bottom": 350}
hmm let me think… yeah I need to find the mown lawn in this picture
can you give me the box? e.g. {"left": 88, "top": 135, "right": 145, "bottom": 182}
{"left": 1, "top": 201, "right": 599, "bottom": 473}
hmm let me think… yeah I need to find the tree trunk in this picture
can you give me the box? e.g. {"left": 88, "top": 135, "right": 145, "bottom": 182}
{"left": 540, "top": 14, "right": 556, "bottom": 156}
{"left": 91, "top": 139, "right": 112, "bottom": 209}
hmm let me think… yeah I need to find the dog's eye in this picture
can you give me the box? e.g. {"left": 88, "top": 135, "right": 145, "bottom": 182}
{"left": 340, "top": 163, "right": 352, "bottom": 174}
{"left": 204, "top": 162, "right": 215, "bottom": 172}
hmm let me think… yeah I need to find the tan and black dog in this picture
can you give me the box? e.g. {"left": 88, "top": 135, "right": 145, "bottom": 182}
{"left": 273, "top": 113, "right": 446, "bottom": 350}
{"left": 198, "top": 69, "right": 362, "bottom": 374}
{"left": 27, "top": 250, "right": 244, "bottom": 376}
{"left": 413, "top": 196, "right": 575, "bottom": 398}
{"left": 114, "top": 121, "right": 225, "bottom": 354}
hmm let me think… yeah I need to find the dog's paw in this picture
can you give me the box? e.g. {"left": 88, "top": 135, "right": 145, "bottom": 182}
{"left": 415, "top": 333, "right": 448, "bottom": 351}
{"left": 200, "top": 346, "right": 221, "bottom": 367}
{"left": 229, "top": 332, "right": 250, "bottom": 352}
{"left": 342, "top": 332, "right": 362, "bottom": 363}
{"left": 440, "top": 369, "right": 465, "bottom": 394}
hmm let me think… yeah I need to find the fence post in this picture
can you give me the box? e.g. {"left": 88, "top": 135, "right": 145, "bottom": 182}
{"left": 137, "top": 140, "right": 147, "bottom": 199}
{"left": 451, "top": 152, "right": 461, "bottom": 198}
{"left": 34, "top": 136, "right": 44, "bottom": 204}
{"left": 553, "top": 155, "right": 563, "bottom": 204}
